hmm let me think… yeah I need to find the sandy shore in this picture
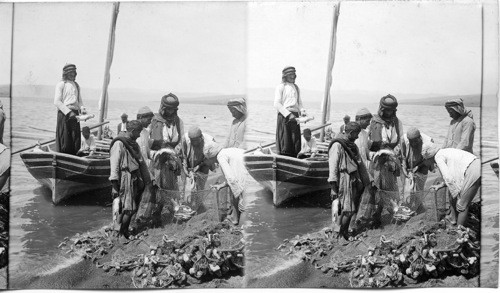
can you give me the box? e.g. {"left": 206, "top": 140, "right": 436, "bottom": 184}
{"left": 246, "top": 175, "right": 480, "bottom": 288}
{"left": 9, "top": 172, "right": 481, "bottom": 289}
{"left": 11, "top": 173, "right": 244, "bottom": 289}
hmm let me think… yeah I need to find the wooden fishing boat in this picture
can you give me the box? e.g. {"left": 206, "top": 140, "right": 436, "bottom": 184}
{"left": 244, "top": 150, "right": 330, "bottom": 206}
{"left": 491, "top": 161, "right": 499, "bottom": 178}
{"left": 17, "top": 3, "right": 120, "bottom": 205}
{"left": 244, "top": 3, "right": 340, "bottom": 207}
{"left": 20, "top": 140, "right": 111, "bottom": 204}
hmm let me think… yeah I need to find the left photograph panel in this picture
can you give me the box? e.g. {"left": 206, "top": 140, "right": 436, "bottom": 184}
{"left": 9, "top": 2, "right": 247, "bottom": 289}
{"left": 0, "top": 3, "right": 12, "bottom": 289}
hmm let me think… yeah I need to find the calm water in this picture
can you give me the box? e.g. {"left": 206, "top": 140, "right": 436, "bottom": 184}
{"left": 245, "top": 101, "right": 498, "bottom": 287}
{"left": 7, "top": 96, "right": 499, "bottom": 287}
{"left": 9, "top": 96, "right": 234, "bottom": 284}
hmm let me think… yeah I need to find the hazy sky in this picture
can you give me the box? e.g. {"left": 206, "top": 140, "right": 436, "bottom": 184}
{"left": 248, "top": 1, "right": 497, "bottom": 101}
{"left": 1, "top": 1, "right": 498, "bottom": 103}
{"left": 0, "top": 4, "right": 12, "bottom": 87}
{"left": 2, "top": 2, "right": 247, "bottom": 95}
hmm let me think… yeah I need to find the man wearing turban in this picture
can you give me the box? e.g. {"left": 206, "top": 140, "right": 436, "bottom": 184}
{"left": 54, "top": 64, "right": 86, "bottom": 155}
{"left": 274, "top": 66, "right": 304, "bottom": 157}
{"left": 328, "top": 122, "right": 373, "bottom": 242}
{"left": 368, "top": 94, "right": 404, "bottom": 153}
{"left": 109, "top": 120, "right": 151, "bottom": 241}
{"left": 225, "top": 98, "right": 247, "bottom": 149}
{"left": 150, "top": 93, "right": 185, "bottom": 154}
{"left": 443, "top": 98, "right": 475, "bottom": 153}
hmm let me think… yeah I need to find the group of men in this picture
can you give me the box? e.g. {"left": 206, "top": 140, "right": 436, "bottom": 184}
{"left": 53, "top": 64, "right": 248, "bottom": 240}
{"left": 330, "top": 96, "right": 479, "bottom": 242}
{"left": 273, "top": 66, "right": 480, "bottom": 243}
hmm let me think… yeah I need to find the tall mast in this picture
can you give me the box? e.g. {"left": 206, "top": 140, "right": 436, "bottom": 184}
{"left": 97, "top": 2, "right": 120, "bottom": 140}
{"left": 320, "top": 2, "right": 340, "bottom": 141}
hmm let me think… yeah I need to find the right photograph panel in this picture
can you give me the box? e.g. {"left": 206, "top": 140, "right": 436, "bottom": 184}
{"left": 244, "top": 1, "right": 497, "bottom": 288}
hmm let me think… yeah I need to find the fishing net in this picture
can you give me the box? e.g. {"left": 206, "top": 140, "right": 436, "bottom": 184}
{"left": 364, "top": 186, "right": 436, "bottom": 224}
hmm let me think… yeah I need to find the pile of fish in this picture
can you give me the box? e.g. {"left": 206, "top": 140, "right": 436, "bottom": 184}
{"left": 275, "top": 227, "right": 345, "bottom": 264}
{"left": 326, "top": 225, "right": 479, "bottom": 288}
{"left": 59, "top": 225, "right": 244, "bottom": 288}
{"left": 276, "top": 220, "right": 479, "bottom": 288}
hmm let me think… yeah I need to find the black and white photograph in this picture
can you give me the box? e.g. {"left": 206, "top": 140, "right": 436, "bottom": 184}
{"left": 0, "top": 0, "right": 499, "bottom": 290}
{"left": 243, "top": 0, "right": 498, "bottom": 288}
{"left": 6, "top": 2, "right": 246, "bottom": 289}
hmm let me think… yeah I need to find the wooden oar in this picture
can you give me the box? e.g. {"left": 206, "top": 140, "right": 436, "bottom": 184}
{"left": 251, "top": 128, "right": 274, "bottom": 135}
{"left": 28, "top": 126, "right": 55, "bottom": 133}
{"left": 244, "top": 122, "right": 331, "bottom": 154}
{"left": 12, "top": 121, "right": 110, "bottom": 155}
{"left": 482, "top": 157, "right": 499, "bottom": 165}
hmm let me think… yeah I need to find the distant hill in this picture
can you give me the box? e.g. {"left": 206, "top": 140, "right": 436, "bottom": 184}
{"left": 399, "top": 95, "right": 481, "bottom": 107}
{"left": 3, "top": 84, "right": 244, "bottom": 105}
{"left": 0, "top": 85, "right": 9, "bottom": 97}
{"left": 182, "top": 95, "right": 246, "bottom": 105}
{"left": 248, "top": 87, "right": 487, "bottom": 107}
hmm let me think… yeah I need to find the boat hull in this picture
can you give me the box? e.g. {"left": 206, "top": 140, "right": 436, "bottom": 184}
{"left": 20, "top": 151, "right": 110, "bottom": 204}
{"left": 244, "top": 154, "right": 330, "bottom": 206}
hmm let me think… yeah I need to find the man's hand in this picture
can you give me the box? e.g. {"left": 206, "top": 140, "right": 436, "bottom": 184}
{"left": 211, "top": 182, "right": 228, "bottom": 191}
{"left": 430, "top": 182, "right": 446, "bottom": 191}
{"left": 288, "top": 113, "right": 297, "bottom": 121}
{"left": 330, "top": 182, "right": 339, "bottom": 201}
{"left": 67, "top": 111, "right": 77, "bottom": 121}
{"left": 330, "top": 189, "right": 338, "bottom": 201}
{"left": 111, "top": 180, "right": 119, "bottom": 199}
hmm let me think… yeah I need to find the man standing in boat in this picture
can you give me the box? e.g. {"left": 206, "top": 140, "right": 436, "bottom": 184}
{"left": 109, "top": 120, "right": 150, "bottom": 241}
{"left": 274, "top": 66, "right": 303, "bottom": 157}
{"left": 328, "top": 122, "right": 372, "bottom": 242}
{"left": 225, "top": 98, "right": 247, "bottom": 149}
{"left": 54, "top": 64, "right": 86, "bottom": 155}
{"left": 443, "top": 98, "right": 475, "bottom": 153}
